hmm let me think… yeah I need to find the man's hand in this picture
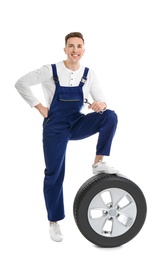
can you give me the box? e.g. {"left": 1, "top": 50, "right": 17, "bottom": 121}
{"left": 88, "top": 102, "right": 107, "bottom": 113}
{"left": 35, "top": 103, "right": 49, "bottom": 118}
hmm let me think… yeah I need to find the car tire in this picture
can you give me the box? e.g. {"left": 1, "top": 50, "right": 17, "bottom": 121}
{"left": 73, "top": 173, "right": 147, "bottom": 247}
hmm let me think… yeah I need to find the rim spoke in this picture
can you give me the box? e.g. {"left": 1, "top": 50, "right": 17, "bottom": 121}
{"left": 89, "top": 193, "right": 107, "bottom": 209}
{"left": 111, "top": 217, "right": 128, "bottom": 236}
{"left": 118, "top": 201, "right": 137, "bottom": 218}
{"left": 110, "top": 188, "right": 126, "bottom": 207}
{"left": 89, "top": 215, "right": 108, "bottom": 234}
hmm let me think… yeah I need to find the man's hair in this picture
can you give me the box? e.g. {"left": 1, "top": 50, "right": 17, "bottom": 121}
{"left": 65, "top": 32, "right": 84, "bottom": 45}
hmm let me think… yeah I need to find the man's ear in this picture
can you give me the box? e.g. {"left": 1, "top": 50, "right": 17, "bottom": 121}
{"left": 64, "top": 47, "right": 66, "bottom": 54}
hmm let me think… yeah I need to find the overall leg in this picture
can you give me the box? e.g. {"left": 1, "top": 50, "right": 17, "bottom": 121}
{"left": 43, "top": 131, "right": 69, "bottom": 222}
{"left": 70, "top": 109, "right": 118, "bottom": 156}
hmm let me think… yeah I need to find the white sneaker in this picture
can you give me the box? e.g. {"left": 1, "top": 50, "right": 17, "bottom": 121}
{"left": 92, "top": 161, "right": 119, "bottom": 174}
{"left": 49, "top": 222, "right": 63, "bottom": 242}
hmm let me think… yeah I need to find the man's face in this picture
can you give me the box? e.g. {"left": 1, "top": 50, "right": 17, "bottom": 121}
{"left": 64, "top": 37, "right": 85, "bottom": 63}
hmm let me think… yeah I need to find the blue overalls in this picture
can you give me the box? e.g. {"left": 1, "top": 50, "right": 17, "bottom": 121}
{"left": 43, "top": 64, "right": 118, "bottom": 222}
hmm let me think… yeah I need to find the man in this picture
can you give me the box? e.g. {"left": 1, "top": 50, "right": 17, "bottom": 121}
{"left": 15, "top": 32, "right": 119, "bottom": 242}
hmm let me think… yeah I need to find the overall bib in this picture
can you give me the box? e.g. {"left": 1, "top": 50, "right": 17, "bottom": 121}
{"left": 43, "top": 64, "right": 118, "bottom": 222}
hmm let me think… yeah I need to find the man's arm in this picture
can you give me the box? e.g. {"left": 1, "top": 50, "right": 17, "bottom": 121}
{"left": 15, "top": 65, "right": 51, "bottom": 108}
{"left": 35, "top": 103, "right": 49, "bottom": 118}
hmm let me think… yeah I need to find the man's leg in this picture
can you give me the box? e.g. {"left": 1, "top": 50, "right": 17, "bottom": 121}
{"left": 70, "top": 109, "right": 118, "bottom": 173}
{"left": 43, "top": 131, "right": 69, "bottom": 222}
{"left": 71, "top": 109, "right": 118, "bottom": 157}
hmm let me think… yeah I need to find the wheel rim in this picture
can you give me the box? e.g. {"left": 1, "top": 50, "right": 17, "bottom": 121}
{"left": 88, "top": 188, "right": 137, "bottom": 237}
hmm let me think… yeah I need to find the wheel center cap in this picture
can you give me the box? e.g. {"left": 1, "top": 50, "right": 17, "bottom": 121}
{"left": 109, "top": 208, "right": 117, "bottom": 217}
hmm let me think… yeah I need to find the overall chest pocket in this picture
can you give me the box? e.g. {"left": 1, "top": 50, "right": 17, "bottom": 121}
{"left": 59, "top": 87, "right": 81, "bottom": 102}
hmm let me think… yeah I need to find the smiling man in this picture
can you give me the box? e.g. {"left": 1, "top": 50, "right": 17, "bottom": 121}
{"left": 64, "top": 35, "right": 85, "bottom": 69}
{"left": 15, "top": 32, "right": 119, "bottom": 242}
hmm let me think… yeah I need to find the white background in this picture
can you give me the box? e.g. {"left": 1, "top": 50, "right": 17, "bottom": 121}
{"left": 0, "top": 0, "right": 165, "bottom": 259}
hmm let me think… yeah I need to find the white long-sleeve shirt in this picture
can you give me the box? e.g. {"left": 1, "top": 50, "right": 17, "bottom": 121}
{"left": 15, "top": 61, "right": 106, "bottom": 109}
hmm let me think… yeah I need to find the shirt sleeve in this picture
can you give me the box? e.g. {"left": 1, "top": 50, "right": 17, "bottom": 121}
{"left": 88, "top": 70, "right": 107, "bottom": 103}
{"left": 15, "top": 64, "right": 52, "bottom": 107}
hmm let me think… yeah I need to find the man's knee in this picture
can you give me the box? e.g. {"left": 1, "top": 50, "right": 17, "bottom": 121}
{"left": 104, "top": 109, "right": 118, "bottom": 125}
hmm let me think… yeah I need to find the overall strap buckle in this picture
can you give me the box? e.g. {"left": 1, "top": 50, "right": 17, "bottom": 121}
{"left": 53, "top": 76, "right": 59, "bottom": 83}
{"left": 80, "top": 67, "right": 89, "bottom": 86}
{"left": 81, "top": 76, "right": 87, "bottom": 83}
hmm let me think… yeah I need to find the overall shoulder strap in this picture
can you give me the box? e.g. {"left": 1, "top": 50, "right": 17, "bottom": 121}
{"left": 51, "top": 64, "right": 59, "bottom": 83}
{"left": 79, "top": 67, "right": 89, "bottom": 88}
